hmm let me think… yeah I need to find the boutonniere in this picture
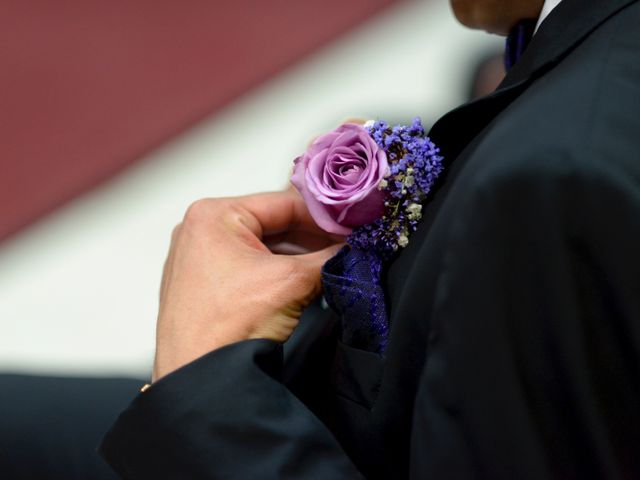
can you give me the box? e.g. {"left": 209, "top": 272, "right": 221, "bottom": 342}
{"left": 291, "top": 118, "right": 443, "bottom": 353}
{"left": 291, "top": 118, "right": 444, "bottom": 257}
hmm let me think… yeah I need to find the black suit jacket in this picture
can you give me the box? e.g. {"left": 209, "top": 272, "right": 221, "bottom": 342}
{"left": 100, "top": 0, "right": 640, "bottom": 478}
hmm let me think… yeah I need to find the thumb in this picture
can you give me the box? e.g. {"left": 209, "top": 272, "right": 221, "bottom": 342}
{"left": 299, "top": 243, "right": 344, "bottom": 272}
{"left": 292, "top": 243, "right": 344, "bottom": 298}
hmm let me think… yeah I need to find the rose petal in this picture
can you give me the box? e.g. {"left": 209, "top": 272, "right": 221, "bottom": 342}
{"left": 292, "top": 122, "right": 389, "bottom": 233}
{"left": 304, "top": 196, "right": 352, "bottom": 235}
{"left": 336, "top": 186, "right": 386, "bottom": 227}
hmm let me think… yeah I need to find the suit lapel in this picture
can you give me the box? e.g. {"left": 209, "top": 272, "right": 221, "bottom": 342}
{"left": 384, "top": 81, "right": 529, "bottom": 344}
{"left": 386, "top": 0, "right": 639, "bottom": 327}
{"left": 427, "top": 81, "right": 527, "bottom": 164}
{"left": 430, "top": 0, "right": 638, "bottom": 152}
{"left": 430, "top": 0, "right": 638, "bottom": 161}
{"left": 503, "top": 0, "right": 638, "bottom": 88}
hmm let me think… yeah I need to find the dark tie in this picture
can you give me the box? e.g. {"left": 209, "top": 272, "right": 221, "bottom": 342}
{"left": 504, "top": 19, "right": 537, "bottom": 71}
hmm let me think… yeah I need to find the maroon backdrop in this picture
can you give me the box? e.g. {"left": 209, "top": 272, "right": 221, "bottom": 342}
{"left": 0, "top": 0, "right": 400, "bottom": 242}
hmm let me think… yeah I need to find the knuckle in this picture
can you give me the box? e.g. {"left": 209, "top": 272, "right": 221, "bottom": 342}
{"left": 184, "top": 199, "right": 210, "bottom": 223}
{"left": 222, "top": 202, "right": 247, "bottom": 222}
{"left": 184, "top": 198, "right": 226, "bottom": 225}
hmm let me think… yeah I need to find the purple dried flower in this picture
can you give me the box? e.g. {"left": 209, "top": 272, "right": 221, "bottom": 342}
{"left": 353, "top": 117, "right": 444, "bottom": 257}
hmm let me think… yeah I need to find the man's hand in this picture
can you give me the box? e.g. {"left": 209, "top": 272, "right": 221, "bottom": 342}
{"left": 152, "top": 191, "right": 343, "bottom": 382}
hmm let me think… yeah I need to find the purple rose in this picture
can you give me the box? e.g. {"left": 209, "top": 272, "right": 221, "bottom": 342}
{"left": 291, "top": 123, "right": 389, "bottom": 235}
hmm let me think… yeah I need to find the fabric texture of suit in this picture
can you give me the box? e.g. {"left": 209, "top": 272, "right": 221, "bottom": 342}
{"left": 100, "top": 0, "right": 640, "bottom": 477}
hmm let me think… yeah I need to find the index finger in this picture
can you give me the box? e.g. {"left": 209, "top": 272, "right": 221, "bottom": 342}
{"left": 231, "top": 190, "right": 343, "bottom": 241}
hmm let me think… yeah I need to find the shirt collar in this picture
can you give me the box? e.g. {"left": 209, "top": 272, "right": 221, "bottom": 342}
{"left": 534, "top": 0, "right": 563, "bottom": 34}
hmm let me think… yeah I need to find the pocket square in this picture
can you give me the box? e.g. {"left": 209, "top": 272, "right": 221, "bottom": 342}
{"left": 321, "top": 246, "right": 389, "bottom": 354}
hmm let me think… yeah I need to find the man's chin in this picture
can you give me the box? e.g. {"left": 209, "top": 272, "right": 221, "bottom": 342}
{"left": 449, "top": 0, "right": 542, "bottom": 36}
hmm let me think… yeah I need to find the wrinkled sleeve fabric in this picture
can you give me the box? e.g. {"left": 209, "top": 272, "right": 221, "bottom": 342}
{"left": 410, "top": 163, "right": 640, "bottom": 478}
{"left": 99, "top": 339, "right": 364, "bottom": 479}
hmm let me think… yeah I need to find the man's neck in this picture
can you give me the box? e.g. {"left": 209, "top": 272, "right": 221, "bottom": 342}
{"left": 534, "top": 0, "right": 563, "bottom": 33}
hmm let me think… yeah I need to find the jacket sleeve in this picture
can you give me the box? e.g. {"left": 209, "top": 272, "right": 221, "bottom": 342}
{"left": 408, "top": 162, "right": 640, "bottom": 478}
{"left": 99, "top": 338, "right": 364, "bottom": 479}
